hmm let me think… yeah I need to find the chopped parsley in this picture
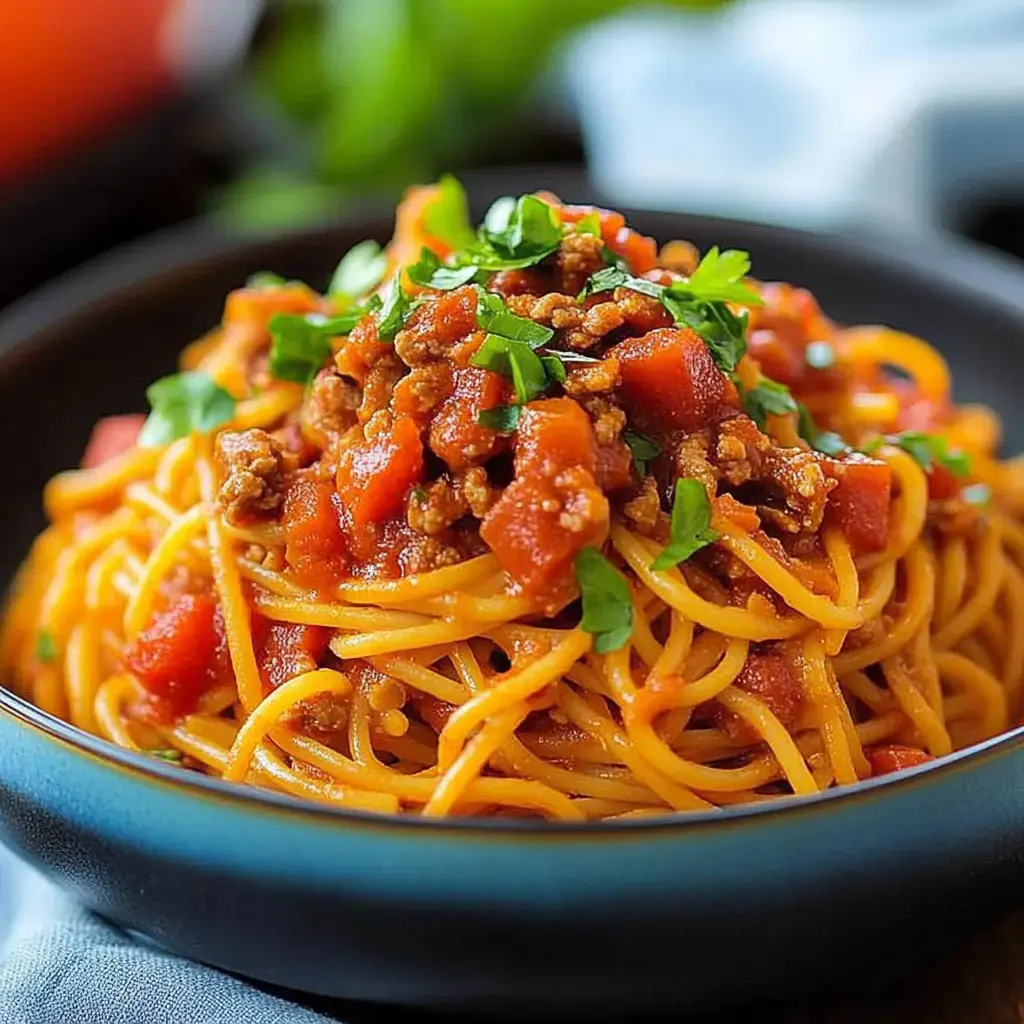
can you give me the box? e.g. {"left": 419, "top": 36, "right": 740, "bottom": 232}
{"left": 245, "top": 271, "right": 289, "bottom": 289}
{"left": 148, "top": 748, "right": 183, "bottom": 763}
{"left": 578, "top": 265, "right": 662, "bottom": 301}
{"left": 675, "top": 247, "right": 762, "bottom": 306}
{"left": 476, "top": 291, "right": 553, "bottom": 346}
{"left": 35, "top": 630, "right": 57, "bottom": 663}
{"left": 741, "top": 378, "right": 798, "bottom": 429}
{"left": 138, "top": 372, "right": 236, "bottom": 447}
{"left": 541, "top": 354, "right": 567, "bottom": 384}
{"left": 575, "top": 547, "right": 634, "bottom": 653}
{"left": 867, "top": 431, "right": 972, "bottom": 477}
{"left": 407, "top": 248, "right": 481, "bottom": 290}
{"left": 327, "top": 240, "right": 387, "bottom": 299}
{"left": 376, "top": 274, "right": 412, "bottom": 341}
{"left": 457, "top": 194, "right": 564, "bottom": 271}
{"left": 421, "top": 174, "right": 476, "bottom": 250}
{"left": 477, "top": 404, "right": 522, "bottom": 432}
{"left": 575, "top": 211, "right": 602, "bottom": 236}
{"left": 797, "top": 403, "right": 848, "bottom": 456}
{"left": 623, "top": 431, "right": 661, "bottom": 476}
{"left": 650, "top": 479, "right": 719, "bottom": 571}
{"left": 268, "top": 311, "right": 365, "bottom": 386}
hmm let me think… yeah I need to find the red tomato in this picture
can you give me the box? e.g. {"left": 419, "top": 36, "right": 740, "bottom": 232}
{"left": 336, "top": 417, "right": 424, "bottom": 526}
{"left": 81, "top": 414, "right": 145, "bottom": 468}
{"left": 124, "top": 593, "right": 220, "bottom": 719}
{"left": 255, "top": 618, "right": 332, "bottom": 690}
{"left": 823, "top": 455, "right": 893, "bottom": 554}
{"left": 428, "top": 367, "right": 506, "bottom": 472}
{"left": 608, "top": 328, "right": 739, "bottom": 433}
{"left": 282, "top": 476, "right": 348, "bottom": 590}
{"left": 868, "top": 745, "right": 933, "bottom": 776}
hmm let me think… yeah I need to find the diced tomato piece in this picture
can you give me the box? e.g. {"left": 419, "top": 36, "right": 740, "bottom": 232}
{"left": 336, "top": 417, "right": 424, "bottom": 527}
{"left": 254, "top": 616, "right": 332, "bottom": 690}
{"left": 125, "top": 593, "right": 220, "bottom": 719}
{"left": 926, "top": 464, "right": 961, "bottom": 501}
{"left": 823, "top": 455, "right": 892, "bottom": 554}
{"left": 595, "top": 441, "right": 634, "bottom": 492}
{"left": 224, "top": 283, "right": 322, "bottom": 329}
{"left": 606, "top": 225, "right": 658, "bottom": 275}
{"left": 429, "top": 367, "right": 507, "bottom": 472}
{"left": 608, "top": 327, "right": 739, "bottom": 433}
{"left": 480, "top": 467, "right": 609, "bottom": 596}
{"left": 81, "top": 414, "right": 145, "bottom": 468}
{"left": 482, "top": 399, "right": 607, "bottom": 594}
{"left": 868, "top": 744, "right": 933, "bottom": 776}
{"left": 282, "top": 475, "right": 348, "bottom": 590}
{"left": 734, "top": 650, "right": 804, "bottom": 732}
{"left": 514, "top": 398, "right": 597, "bottom": 478}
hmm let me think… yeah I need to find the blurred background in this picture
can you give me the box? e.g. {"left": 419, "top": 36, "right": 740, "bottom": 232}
{"left": 2, "top": 0, "right": 1024, "bottom": 309}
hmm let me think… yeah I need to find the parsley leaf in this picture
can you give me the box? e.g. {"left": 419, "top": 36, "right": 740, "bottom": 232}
{"left": 623, "top": 431, "right": 661, "bottom": 476}
{"left": 476, "top": 291, "right": 553, "bottom": 346}
{"left": 579, "top": 265, "right": 663, "bottom": 301}
{"left": 886, "top": 432, "right": 971, "bottom": 476}
{"left": 541, "top": 354, "right": 567, "bottom": 384}
{"left": 407, "top": 248, "right": 481, "bottom": 290}
{"left": 666, "top": 298, "right": 750, "bottom": 374}
{"left": 327, "top": 240, "right": 387, "bottom": 299}
{"left": 675, "top": 247, "right": 763, "bottom": 307}
{"left": 36, "top": 630, "right": 56, "bottom": 663}
{"left": 139, "top": 372, "right": 236, "bottom": 447}
{"left": 575, "top": 547, "right": 634, "bottom": 653}
{"left": 246, "top": 271, "right": 289, "bottom": 289}
{"left": 462, "top": 194, "right": 564, "bottom": 270}
{"left": 478, "top": 405, "right": 522, "bottom": 432}
{"left": 148, "top": 748, "right": 183, "bottom": 763}
{"left": 376, "top": 274, "right": 411, "bottom": 341}
{"left": 650, "top": 479, "right": 719, "bottom": 571}
{"left": 797, "top": 403, "right": 848, "bottom": 456}
{"left": 805, "top": 341, "right": 835, "bottom": 370}
{"left": 742, "top": 378, "right": 798, "bottom": 429}
{"left": 268, "top": 312, "right": 362, "bottom": 385}
{"left": 421, "top": 174, "right": 475, "bottom": 250}
{"left": 575, "top": 211, "right": 602, "bottom": 236}
{"left": 508, "top": 341, "right": 549, "bottom": 404}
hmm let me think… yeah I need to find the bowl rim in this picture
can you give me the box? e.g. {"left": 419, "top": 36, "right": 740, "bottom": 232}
{"left": 4, "top": 204, "right": 1024, "bottom": 836}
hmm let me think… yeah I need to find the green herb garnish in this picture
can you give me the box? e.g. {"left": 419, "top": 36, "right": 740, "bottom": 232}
{"left": 575, "top": 211, "right": 602, "bottom": 236}
{"left": 650, "top": 479, "right": 719, "bottom": 571}
{"left": 246, "top": 271, "right": 289, "bottom": 289}
{"left": 148, "top": 749, "right": 183, "bottom": 763}
{"left": 623, "top": 431, "right": 661, "bottom": 476}
{"left": 138, "top": 372, "right": 236, "bottom": 447}
{"left": 477, "top": 405, "right": 522, "bottom": 432}
{"left": 376, "top": 274, "right": 412, "bottom": 341}
{"left": 741, "top": 378, "right": 798, "bottom": 429}
{"left": 575, "top": 547, "right": 634, "bottom": 653}
{"left": 578, "top": 265, "right": 662, "bottom": 301}
{"left": 421, "top": 174, "right": 475, "bottom": 250}
{"left": 35, "top": 630, "right": 57, "bottom": 663}
{"left": 797, "top": 403, "right": 848, "bottom": 456}
{"left": 407, "top": 248, "right": 481, "bottom": 290}
{"left": 327, "top": 239, "right": 387, "bottom": 299}
{"left": 879, "top": 431, "right": 972, "bottom": 477}
{"left": 476, "top": 291, "right": 553, "bottom": 346}
{"left": 268, "top": 311, "right": 364, "bottom": 386}
{"left": 674, "top": 247, "right": 762, "bottom": 306}
{"left": 458, "top": 194, "right": 564, "bottom": 270}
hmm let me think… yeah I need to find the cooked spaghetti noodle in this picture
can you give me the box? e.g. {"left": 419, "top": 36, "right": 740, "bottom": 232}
{"left": 4, "top": 179, "right": 1024, "bottom": 821}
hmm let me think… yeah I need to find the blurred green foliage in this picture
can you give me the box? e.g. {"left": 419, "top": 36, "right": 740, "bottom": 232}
{"left": 220, "top": 0, "right": 720, "bottom": 228}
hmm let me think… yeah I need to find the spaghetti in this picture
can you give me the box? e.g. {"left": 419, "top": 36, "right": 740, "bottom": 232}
{"left": 3, "top": 179, "right": 1023, "bottom": 821}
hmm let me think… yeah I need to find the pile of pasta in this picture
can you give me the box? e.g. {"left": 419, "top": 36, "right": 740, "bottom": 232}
{"left": 3, "top": 179, "right": 1023, "bottom": 821}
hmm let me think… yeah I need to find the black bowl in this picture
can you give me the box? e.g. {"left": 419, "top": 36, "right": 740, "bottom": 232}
{"left": 2, "top": 206, "right": 1024, "bottom": 1016}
